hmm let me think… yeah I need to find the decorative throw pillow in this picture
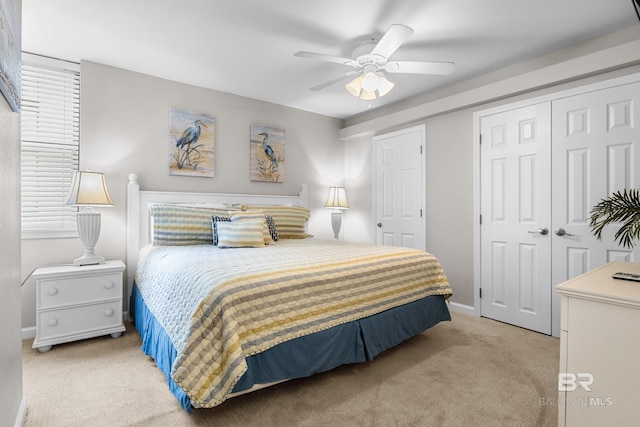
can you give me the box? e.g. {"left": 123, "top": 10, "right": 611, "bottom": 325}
{"left": 150, "top": 204, "right": 230, "bottom": 246}
{"left": 247, "top": 205, "right": 311, "bottom": 239}
{"left": 265, "top": 215, "right": 278, "bottom": 242}
{"left": 216, "top": 220, "right": 265, "bottom": 248}
{"left": 211, "top": 216, "right": 231, "bottom": 245}
{"left": 230, "top": 210, "right": 272, "bottom": 244}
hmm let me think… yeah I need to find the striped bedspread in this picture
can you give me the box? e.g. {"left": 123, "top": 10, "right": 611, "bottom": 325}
{"left": 135, "top": 238, "right": 452, "bottom": 408}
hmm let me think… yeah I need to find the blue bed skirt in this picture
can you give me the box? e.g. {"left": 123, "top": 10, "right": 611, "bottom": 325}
{"left": 132, "top": 283, "right": 451, "bottom": 412}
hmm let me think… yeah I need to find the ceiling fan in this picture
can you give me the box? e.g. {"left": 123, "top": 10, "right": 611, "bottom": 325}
{"left": 294, "top": 24, "right": 455, "bottom": 100}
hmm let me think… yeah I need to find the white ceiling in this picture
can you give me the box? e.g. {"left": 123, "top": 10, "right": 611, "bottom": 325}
{"left": 22, "top": 0, "right": 639, "bottom": 120}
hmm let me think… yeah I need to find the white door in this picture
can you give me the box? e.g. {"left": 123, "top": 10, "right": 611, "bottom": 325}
{"left": 479, "top": 80, "right": 640, "bottom": 336}
{"left": 480, "top": 103, "right": 553, "bottom": 334}
{"left": 550, "top": 82, "right": 640, "bottom": 337}
{"left": 373, "top": 125, "right": 426, "bottom": 250}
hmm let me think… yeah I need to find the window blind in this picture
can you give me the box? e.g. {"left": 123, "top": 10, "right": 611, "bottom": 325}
{"left": 21, "top": 53, "right": 81, "bottom": 238}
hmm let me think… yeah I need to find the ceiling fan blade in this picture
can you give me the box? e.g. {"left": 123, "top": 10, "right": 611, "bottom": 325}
{"left": 370, "top": 24, "right": 414, "bottom": 59}
{"left": 309, "top": 71, "right": 358, "bottom": 91}
{"left": 294, "top": 51, "right": 358, "bottom": 67}
{"left": 385, "top": 61, "right": 455, "bottom": 75}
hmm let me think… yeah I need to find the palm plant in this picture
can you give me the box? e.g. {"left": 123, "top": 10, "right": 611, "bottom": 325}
{"left": 590, "top": 188, "right": 640, "bottom": 248}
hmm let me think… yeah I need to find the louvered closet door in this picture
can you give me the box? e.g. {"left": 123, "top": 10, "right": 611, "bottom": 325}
{"left": 550, "top": 82, "right": 640, "bottom": 337}
{"left": 480, "top": 102, "right": 553, "bottom": 334}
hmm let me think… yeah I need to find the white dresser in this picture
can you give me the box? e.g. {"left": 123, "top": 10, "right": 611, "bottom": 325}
{"left": 32, "top": 260, "right": 126, "bottom": 352}
{"left": 557, "top": 261, "right": 640, "bottom": 427}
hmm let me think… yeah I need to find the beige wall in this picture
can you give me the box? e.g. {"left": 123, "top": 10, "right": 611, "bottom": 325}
{"left": 21, "top": 61, "right": 344, "bottom": 328}
{"left": 1, "top": 0, "right": 25, "bottom": 424}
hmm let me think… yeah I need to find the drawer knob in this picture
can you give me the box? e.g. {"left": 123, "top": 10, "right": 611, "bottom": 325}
{"left": 104, "top": 309, "right": 114, "bottom": 317}
{"left": 47, "top": 318, "right": 58, "bottom": 327}
{"left": 47, "top": 287, "right": 58, "bottom": 296}
{"left": 104, "top": 281, "right": 114, "bottom": 289}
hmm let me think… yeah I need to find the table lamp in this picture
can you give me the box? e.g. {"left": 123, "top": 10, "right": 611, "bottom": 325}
{"left": 64, "top": 170, "right": 114, "bottom": 266}
{"left": 324, "top": 186, "right": 349, "bottom": 239}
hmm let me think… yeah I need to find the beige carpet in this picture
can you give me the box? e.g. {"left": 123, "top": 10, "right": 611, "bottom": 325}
{"left": 21, "top": 312, "right": 559, "bottom": 426}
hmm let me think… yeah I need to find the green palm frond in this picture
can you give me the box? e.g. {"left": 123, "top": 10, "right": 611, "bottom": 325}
{"left": 589, "top": 188, "right": 640, "bottom": 248}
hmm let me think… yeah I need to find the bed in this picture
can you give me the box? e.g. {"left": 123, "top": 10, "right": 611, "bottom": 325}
{"left": 126, "top": 174, "right": 453, "bottom": 412}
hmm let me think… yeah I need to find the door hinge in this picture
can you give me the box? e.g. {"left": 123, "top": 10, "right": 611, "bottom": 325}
{"left": 479, "top": 288, "right": 482, "bottom": 299}
{"left": 420, "top": 145, "right": 423, "bottom": 154}
{"left": 479, "top": 134, "right": 482, "bottom": 145}
{"left": 479, "top": 214, "right": 482, "bottom": 225}
{"left": 420, "top": 208, "right": 423, "bottom": 218}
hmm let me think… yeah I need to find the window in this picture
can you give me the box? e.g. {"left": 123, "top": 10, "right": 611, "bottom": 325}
{"left": 21, "top": 53, "right": 80, "bottom": 238}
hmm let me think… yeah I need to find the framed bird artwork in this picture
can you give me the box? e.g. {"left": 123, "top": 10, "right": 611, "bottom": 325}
{"left": 169, "top": 108, "right": 215, "bottom": 177}
{"left": 0, "top": 0, "right": 21, "bottom": 112}
{"left": 250, "top": 123, "right": 285, "bottom": 183}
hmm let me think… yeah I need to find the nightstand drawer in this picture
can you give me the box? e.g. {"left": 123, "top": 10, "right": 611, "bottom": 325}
{"left": 38, "top": 273, "right": 122, "bottom": 309}
{"left": 37, "top": 300, "right": 123, "bottom": 341}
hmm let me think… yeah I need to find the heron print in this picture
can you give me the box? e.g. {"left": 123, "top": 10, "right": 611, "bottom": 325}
{"left": 250, "top": 123, "right": 285, "bottom": 182}
{"left": 169, "top": 108, "right": 215, "bottom": 177}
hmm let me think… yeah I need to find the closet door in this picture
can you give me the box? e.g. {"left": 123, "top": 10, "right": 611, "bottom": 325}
{"left": 479, "top": 102, "right": 552, "bottom": 334}
{"left": 373, "top": 125, "right": 426, "bottom": 250}
{"left": 551, "top": 82, "right": 640, "bottom": 337}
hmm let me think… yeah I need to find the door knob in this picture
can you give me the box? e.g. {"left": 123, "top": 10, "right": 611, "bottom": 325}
{"left": 555, "top": 228, "right": 574, "bottom": 237}
{"left": 377, "top": 223, "right": 382, "bottom": 228}
{"left": 528, "top": 227, "right": 549, "bottom": 235}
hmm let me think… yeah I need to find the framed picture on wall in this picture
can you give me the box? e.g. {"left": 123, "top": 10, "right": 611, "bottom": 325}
{"left": 0, "top": 0, "right": 21, "bottom": 112}
{"left": 169, "top": 108, "right": 215, "bottom": 177}
{"left": 250, "top": 123, "right": 285, "bottom": 183}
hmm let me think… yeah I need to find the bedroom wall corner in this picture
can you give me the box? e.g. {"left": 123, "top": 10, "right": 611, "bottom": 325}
{"left": 424, "top": 110, "right": 475, "bottom": 307}
{"left": 344, "top": 134, "right": 374, "bottom": 244}
{"left": 0, "top": 0, "right": 26, "bottom": 425}
{"left": 0, "top": 109, "right": 26, "bottom": 427}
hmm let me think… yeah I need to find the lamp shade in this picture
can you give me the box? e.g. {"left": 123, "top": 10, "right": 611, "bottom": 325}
{"left": 324, "top": 187, "right": 349, "bottom": 209}
{"left": 65, "top": 170, "right": 114, "bottom": 206}
{"left": 361, "top": 71, "right": 379, "bottom": 92}
{"left": 376, "top": 73, "right": 394, "bottom": 97}
{"left": 345, "top": 74, "right": 364, "bottom": 97}
{"left": 359, "top": 89, "right": 376, "bottom": 100}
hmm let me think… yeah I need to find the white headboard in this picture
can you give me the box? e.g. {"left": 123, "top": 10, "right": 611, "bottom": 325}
{"left": 125, "top": 173, "right": 309, "bottom": 315}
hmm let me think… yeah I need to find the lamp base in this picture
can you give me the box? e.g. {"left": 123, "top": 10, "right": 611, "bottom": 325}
{"left": 331, "top": 210, "right": 343, "bottom": 240}
{"left": 73, "top": 253, "right": 105, "bottom": 267}
{"left": 74, "top": 207, "right": 105, "bottom": 267}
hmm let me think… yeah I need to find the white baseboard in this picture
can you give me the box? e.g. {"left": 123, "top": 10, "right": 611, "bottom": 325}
{"left": 14, "top": 395, "right": 27, "bottom": 427}
{"left": 21, "top": 326, "right": 35, "bottom": 340}
{"left": 448, "top": 301, "right": 476, "bottom": 316}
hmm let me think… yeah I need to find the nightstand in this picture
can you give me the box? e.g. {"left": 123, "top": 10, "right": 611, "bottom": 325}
{"left": 32, "top": 260, "right": 126, "bottom": 352}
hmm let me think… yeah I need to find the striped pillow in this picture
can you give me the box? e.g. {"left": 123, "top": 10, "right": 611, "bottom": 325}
{"left": 150, "top": 204, "right": 230, "bottom": 246}
{"left": 216, "top": 220, "right": 265, "bottom": 248}
{"left": 230, "top": 210, "right": 272, "bottom": 244}
{"left": 248, "top": 205, "right": 311, "bottom": 239}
